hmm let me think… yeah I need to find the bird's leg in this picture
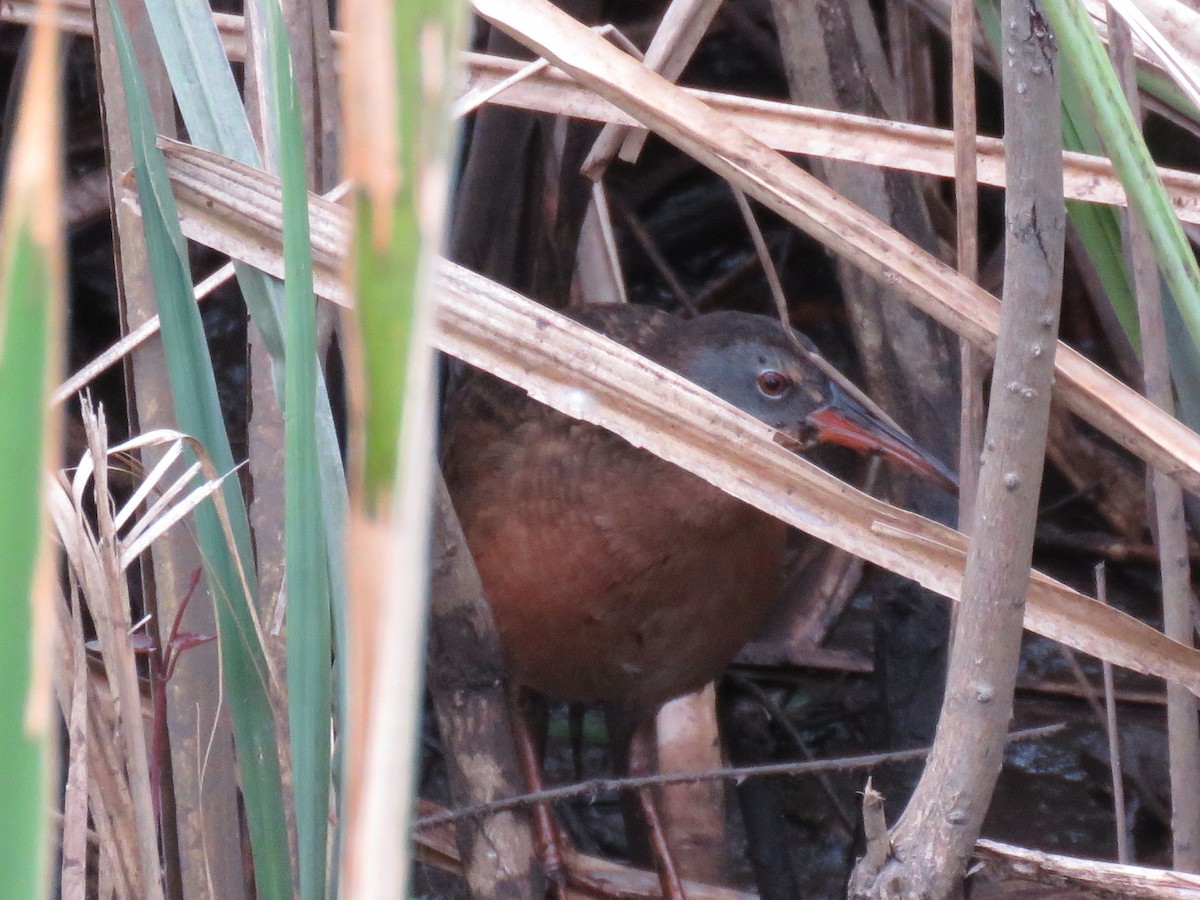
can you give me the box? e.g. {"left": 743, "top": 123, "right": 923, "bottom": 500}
{"left": 628, "top": 719, "right": 689, "bottom": 900}
{"left": 507, "top": 688, "right": 569, "bottom": 897}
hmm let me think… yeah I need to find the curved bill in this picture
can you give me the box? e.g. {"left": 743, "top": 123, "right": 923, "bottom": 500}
{"left": 804, "top": 384, "right": 959, "bottom": 494}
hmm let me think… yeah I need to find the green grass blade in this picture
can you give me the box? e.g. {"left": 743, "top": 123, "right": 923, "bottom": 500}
{"left": 1165, "top": 290, "right": 1200, "bottom": 425}
{"left": 140, "top": 2, "right": 351, "bottom": 858}
{"left": 1045, "top": 0, "right": 1200, "bottom": 352}
{"left": 0, "top": 13, "right": 61, "bottom": 898}
{"left": 1058, "top": 58, "right": 1142, "bottom": 350}
{"left": 0, "top": 152, "right": 58, "bottom": 900}
{"left": 109, "top": 5, "right": 294, "bottom": 896}
{"left": 1052, "top": 0, "right": 1200, "bottom": 439}
{"left": 1138, "top": 59, "right": 1200, "bottom": 126}
{"left": 1066, "top": 198, "right": 1141, "bottom": 345}
{"left": 339, "top": 0, "right": 464, "bottom": 891}
{"left": 979, "top": 0, "right": 1140, "bottom": 349}
{"left": 137, "top": 1, "right": 261, "bottom": 166}
{"left": 260, "top": 0, "right": 332, "bottom": 895}
{"left": 0, "top": 224, "right": 54, "bottom": 900}
{"left": 139, "top": 0, "right": 350, "bottom": 682}
{"left": 0, "top": 228, "right": 54, "bottom": 900}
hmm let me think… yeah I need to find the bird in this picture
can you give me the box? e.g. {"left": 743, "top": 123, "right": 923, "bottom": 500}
{"left": 440, "top": 303, "right": 956, "bottom": 897}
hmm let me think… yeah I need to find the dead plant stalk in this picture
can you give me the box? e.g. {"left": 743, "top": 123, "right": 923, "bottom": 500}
{"left": 1108, "top": 4, "right": 1200, "bottom": 871}
{"left": 848, "top": 0, "right": 1067, "bottom": 894}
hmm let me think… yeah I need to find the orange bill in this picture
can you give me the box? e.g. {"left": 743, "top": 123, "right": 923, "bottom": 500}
{"left": 804, "top": 384, "right": 958, "bottom": 494}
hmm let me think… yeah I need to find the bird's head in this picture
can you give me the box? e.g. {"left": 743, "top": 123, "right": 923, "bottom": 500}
{"left": 665, "top": 311, "right": 958, "bottom": 493}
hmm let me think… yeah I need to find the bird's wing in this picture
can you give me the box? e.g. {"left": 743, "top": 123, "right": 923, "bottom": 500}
{"left": 563, "top": 303, "right": 680, "bottom": 358}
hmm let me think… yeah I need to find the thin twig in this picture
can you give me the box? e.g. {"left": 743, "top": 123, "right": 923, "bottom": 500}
{"left": 588, "top": 182, "right": 629, "bottom": 305}
{"left": 53, "top": 180, "right": 351, "bottom": 406}
{"left": 729, "top": 185, "right": 909, "bottom": 436}
{"left": 728, "top": 673, "right": 856, "bottom": 830}
{"left": 730, "top": 185, "right": 795, "bottom": 346}
{"left": 859, "top": 778, "right": 890, "bottom": 875}
{"left": 456, "top": 23, "right": 640, "bottom": 119}
{"left": 1057, "top": 644, "right": 1107, "bottom": 725}
{"left": 1096, "top": 563, "right": 1131, "bottom": 864}
{"left": 609, "top": 192, "right": 694, "bottom": 313}
{"left": 414, "top": 723, "right": 1064, "bottom": 830}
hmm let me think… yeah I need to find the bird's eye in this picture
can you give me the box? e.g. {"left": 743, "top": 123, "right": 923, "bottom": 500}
{"left": 756, "top": 370, "right": 790, "bottom": 398}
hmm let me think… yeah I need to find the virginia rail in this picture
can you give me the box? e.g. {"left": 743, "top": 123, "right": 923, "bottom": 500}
{"left": 441, "top": 304, "right": 955, "bottom": 894}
